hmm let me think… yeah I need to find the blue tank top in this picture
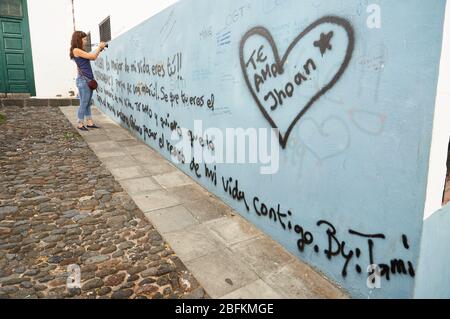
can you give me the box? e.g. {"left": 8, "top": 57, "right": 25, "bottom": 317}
{"left": 74, "top": 57, "right": 94, "bottom": 80}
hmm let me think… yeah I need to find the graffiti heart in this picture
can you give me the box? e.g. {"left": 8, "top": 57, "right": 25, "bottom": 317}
{"left": 240, "top": 16, "right": 355, "bottom": 149}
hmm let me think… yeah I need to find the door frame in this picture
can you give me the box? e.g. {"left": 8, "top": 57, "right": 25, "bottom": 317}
{"left": 0, "top": 21, "right": 6, "bottom": 93}
{"left": 22, "top": 0, "right": 35, "bottom": 96}
{"left": 0, "top": 0, "right": 36, "bottom": 96}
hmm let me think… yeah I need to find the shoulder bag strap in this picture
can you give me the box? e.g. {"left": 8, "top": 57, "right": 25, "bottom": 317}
{"left": 77, "top": 65, "right": 91, "bottom": 82}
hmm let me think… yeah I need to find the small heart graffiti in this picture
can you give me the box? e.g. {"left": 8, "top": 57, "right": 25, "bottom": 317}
{"left": 298, "top": 116, "right": 351, "bottom": 163}
{"left": 240, "top": 16, "right": 355, "bottom": 149}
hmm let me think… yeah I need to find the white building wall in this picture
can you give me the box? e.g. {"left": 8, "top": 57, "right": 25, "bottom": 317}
{"left": 424, "top": 2, "right": 450, "bottom": 219}
{"left": 27, "top": 0, "right": 178, "bottom": 97}
{"left": 73, "top": 0, "right": 178, "bottom": 46}
{"left": 28, "top": 0, "right": 76, "bottom": 97}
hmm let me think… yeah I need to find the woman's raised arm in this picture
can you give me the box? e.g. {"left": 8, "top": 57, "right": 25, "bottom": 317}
{"left": 73, "top": 42, "right": 106, "bottom": 60}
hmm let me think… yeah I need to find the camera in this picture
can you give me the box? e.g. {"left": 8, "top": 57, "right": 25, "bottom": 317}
{"left": 93, "top": 42, "right": 109, "bottom": 49}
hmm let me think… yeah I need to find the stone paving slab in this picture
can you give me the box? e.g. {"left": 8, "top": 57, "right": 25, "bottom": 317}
{"left": 153, "top": 172, "right": 195, "bottom": 189}
{"left": 110, "top": 166, "right": 152, "bottom": 181}
{"left": 220, "top": 279, "right": 283, "bottom": 299}
{"left": 146, "top": 205, "right": 199, "bottom": 234}
{"left": 184, "top": 198, "right": 232, "bottom": 223}
{"left": 164, "top": 225, "right": 226, "bottom": 262}
{"left": 230, "top": 236, "right": 296, "bottom": 279}
{"left": 168, "top": 184, "right": 211, "bottom": 204}
{"left": 133, "top": 191, "right": 181, "bottom": 213}
{"left": 120, "top": 177, "right": 162, "bottom": 196}
{"left": 59, "top": 105, "right": 349, "bottom": 299}
{"left": 0, "top": 105, "right": 207, "bottom": 299}
{"left": 264, "top": 262, "right": 349, "bottom": 299}
{"left": 206, "top": 217, "right": 263, "bottom": 247}
{"left": 102, "top": 155, "right": 138, "bottom": 170}
{"left": 185, "top": 249, "right": 259, "bottom": 299}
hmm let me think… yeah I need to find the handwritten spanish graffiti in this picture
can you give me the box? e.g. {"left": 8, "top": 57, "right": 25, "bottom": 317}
{"left": 216, "top": 172, "right": 416, "bottom": 282}
{"left": 240, "top": 16, "right": 355, "bottom": 148}
{"left": 89, "top": 0, "right": 449, "bottom": 299}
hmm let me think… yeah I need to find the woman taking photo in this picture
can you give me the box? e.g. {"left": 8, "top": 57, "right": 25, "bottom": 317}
{"left": 70, "top": 31, "right": 106, "bottom": 131}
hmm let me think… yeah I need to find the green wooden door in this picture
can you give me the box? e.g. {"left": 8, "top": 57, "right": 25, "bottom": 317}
{"left": 0, "top": 0, "right": 36, "bottom": 95}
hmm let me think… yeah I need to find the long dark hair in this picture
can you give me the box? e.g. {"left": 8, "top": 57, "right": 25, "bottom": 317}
{"left": 70, "top": 31, "right": 87, "bottom": 59}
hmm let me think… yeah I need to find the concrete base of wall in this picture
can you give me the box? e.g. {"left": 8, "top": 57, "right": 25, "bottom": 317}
{"left": 0, "top": 98, "right": 80, "bottom": 107}
{"left": 6, "top": 93, "right": 31, "bottom": 98}
{"left": 0, "top": 93, "right": 32, "bottom": 99}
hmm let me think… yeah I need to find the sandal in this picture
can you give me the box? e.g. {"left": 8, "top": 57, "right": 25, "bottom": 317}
{"left": 77, "top": 126, "right": 89, "bottom": 131}
{"left": 86, "top": 124, "right": 101, "bottom": 129}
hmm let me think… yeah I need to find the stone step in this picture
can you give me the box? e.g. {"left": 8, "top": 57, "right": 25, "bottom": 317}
{"left": 0, "top": 98, "right": 80, "bottom": 107}
{"left": 0, "top": 93, "right": 31, "bottom": 98}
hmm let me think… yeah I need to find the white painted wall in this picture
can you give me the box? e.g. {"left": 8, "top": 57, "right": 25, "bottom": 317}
{"left": 27, "top": 0, "right": 178, "bottom": 97}
{"left": 424, "top": 2, "right": 450, "bottom": 219}
{"left": 73, "top": 0, "right": 178, "bottom": 46}
{"left": 28, "top": 0, "right": 76, "bottom": 97}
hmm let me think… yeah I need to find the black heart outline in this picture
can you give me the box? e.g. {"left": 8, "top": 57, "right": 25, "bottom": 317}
{"left": 239, "top": 16, "right": 355, "bottom": 149}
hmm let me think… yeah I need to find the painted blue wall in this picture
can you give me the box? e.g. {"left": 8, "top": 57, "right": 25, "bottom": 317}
{"left": 414, "top": 204, "right": 450, "bottom": 299}
{"left": 91, "top": 0, "right": 447, "bottom": 298}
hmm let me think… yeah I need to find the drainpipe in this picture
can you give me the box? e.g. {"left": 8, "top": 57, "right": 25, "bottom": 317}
{"left": 71, "top": 0, "right": 76, "bottom": 31}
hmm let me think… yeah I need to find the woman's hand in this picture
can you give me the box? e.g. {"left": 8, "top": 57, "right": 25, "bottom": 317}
{"left": 99, "top": 42, "right": 106, "bottom": 50}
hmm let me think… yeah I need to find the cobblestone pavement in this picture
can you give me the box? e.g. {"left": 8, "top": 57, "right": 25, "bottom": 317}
{"left": 0, "top": 106, "right": 207, "bottom": 299}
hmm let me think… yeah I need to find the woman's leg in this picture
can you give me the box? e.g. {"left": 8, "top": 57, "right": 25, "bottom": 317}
{"left": 76, "top": 78, "right": 85, "bottom": 127}
{"left": 77, "top": 79, "right": 91, "bottom": 127}
{"left": 85, "top": 89, "right": 94, "bottom": 126}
